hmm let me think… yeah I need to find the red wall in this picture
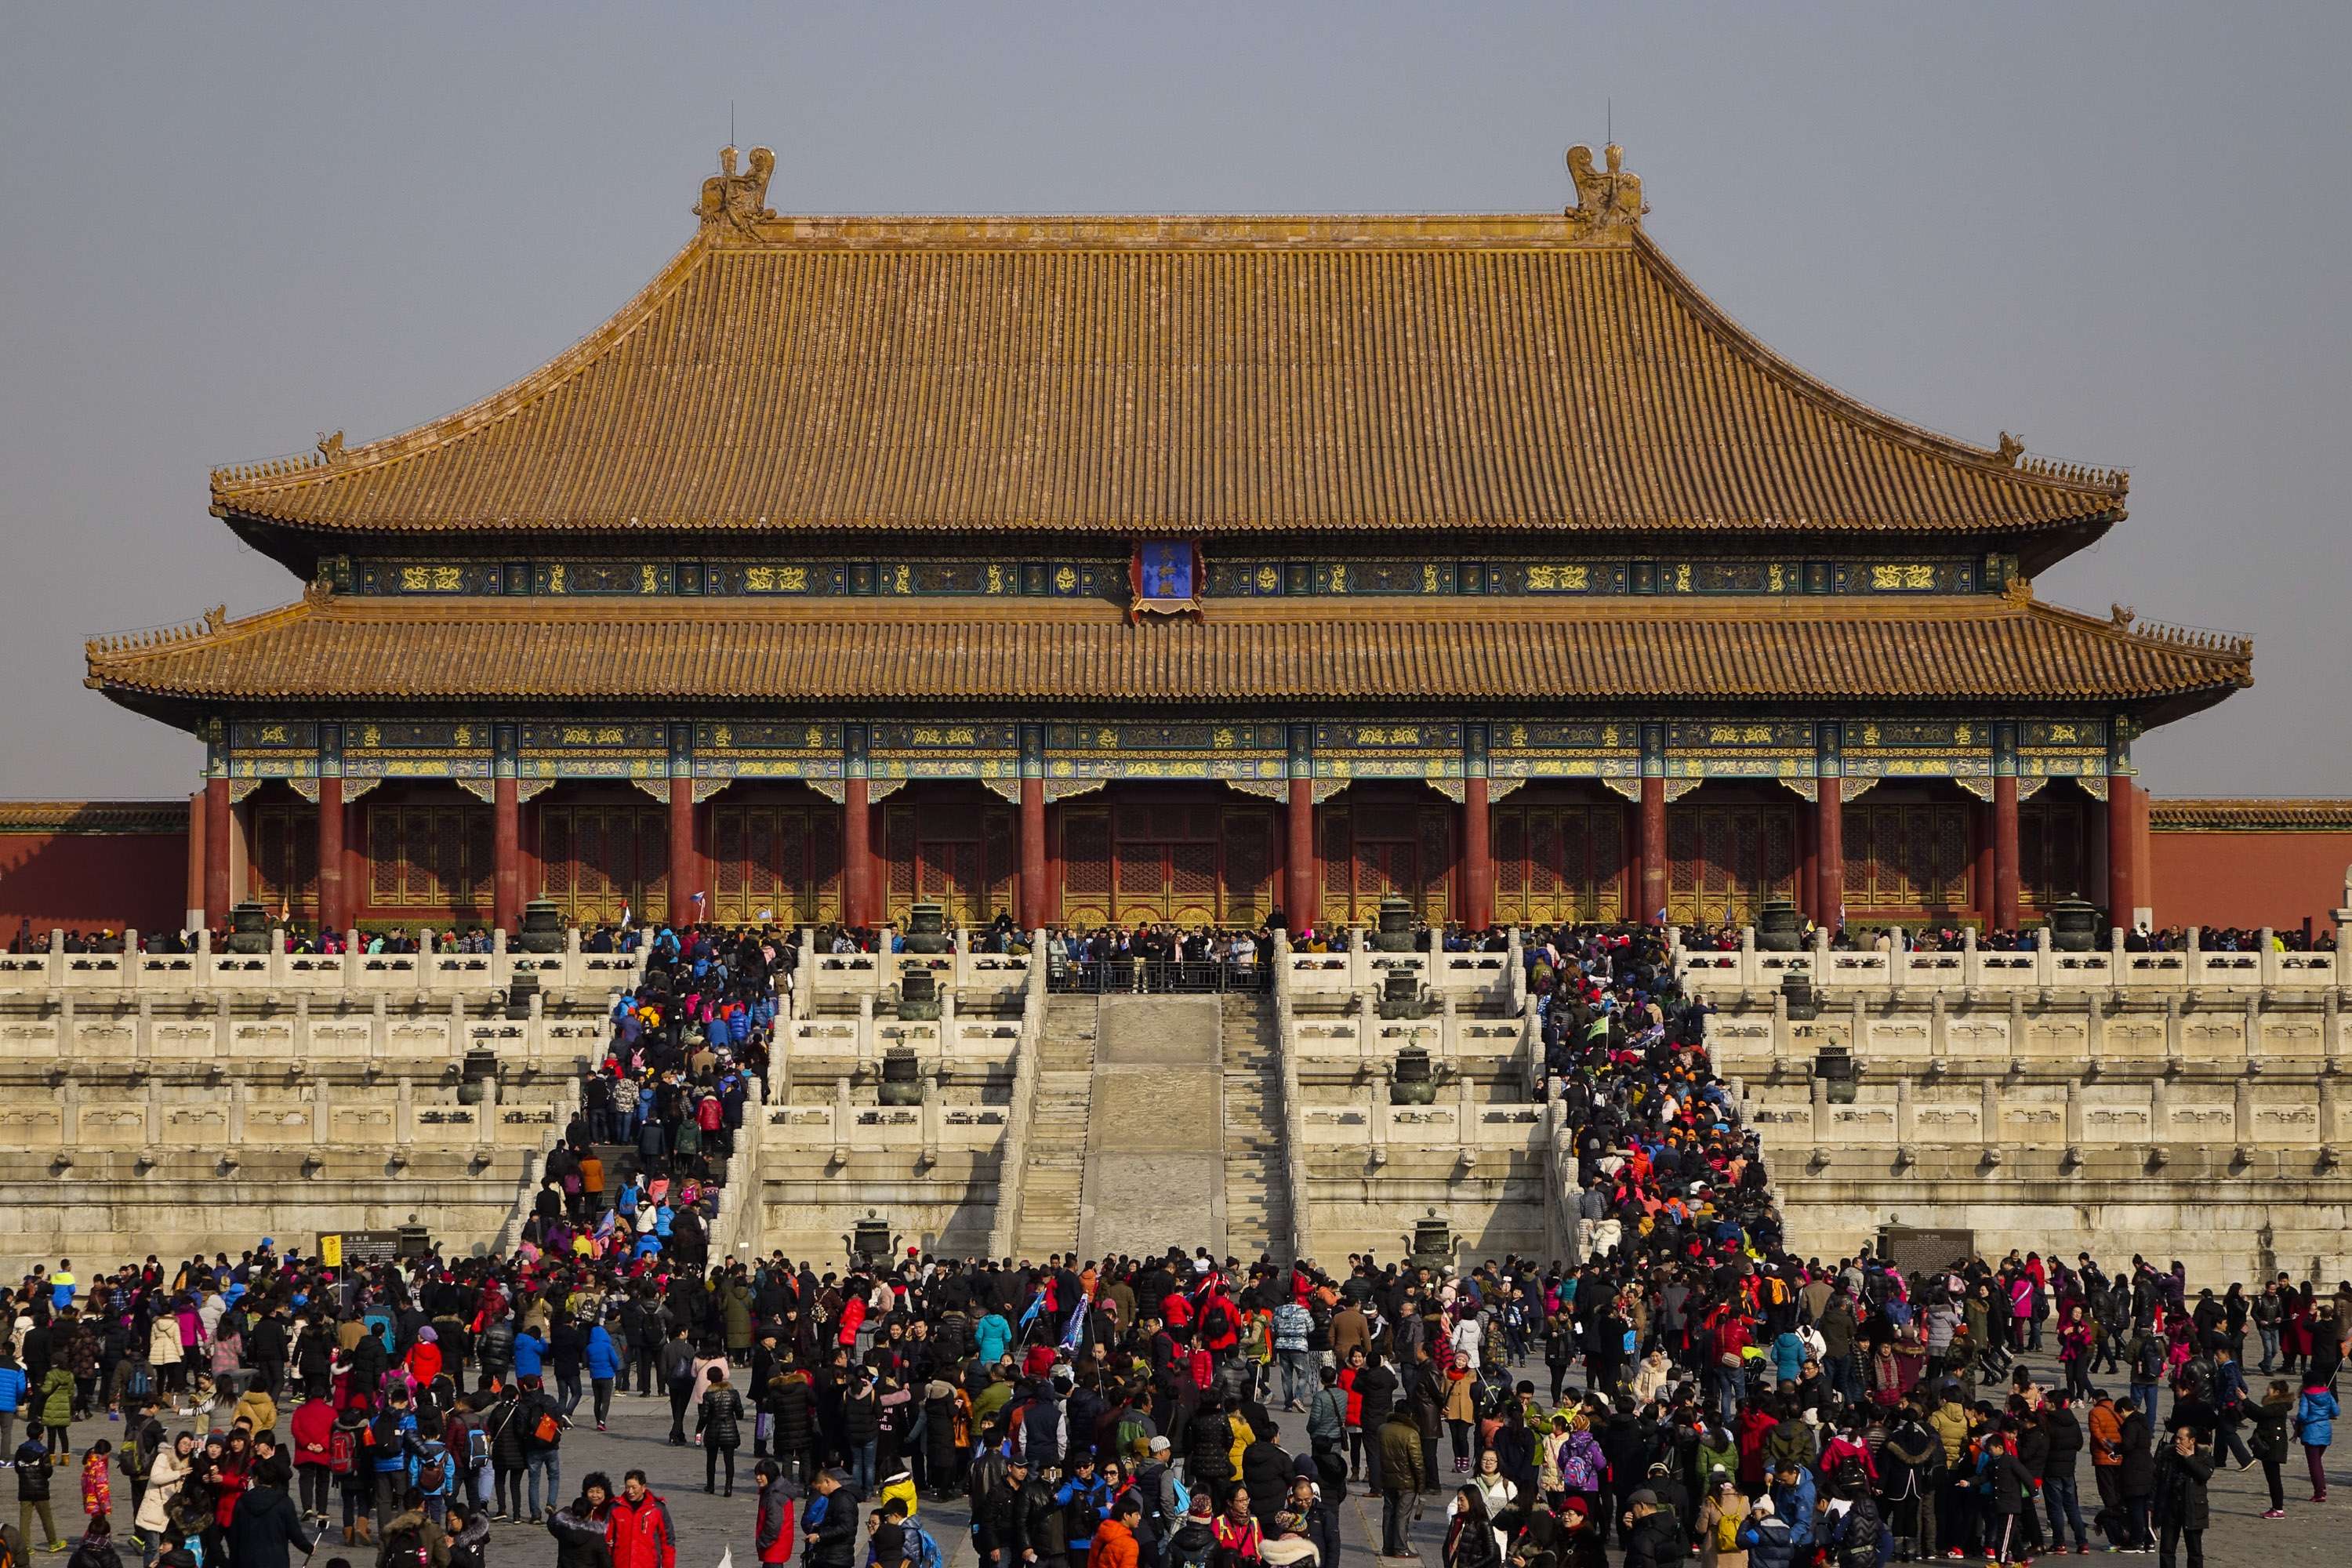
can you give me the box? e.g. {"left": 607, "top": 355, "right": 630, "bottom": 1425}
{"left": 2151, "top": 829, "right": 2352, "bottom": 935}
{"left": 0, "top": 829, "right": 188, "bottom": 937}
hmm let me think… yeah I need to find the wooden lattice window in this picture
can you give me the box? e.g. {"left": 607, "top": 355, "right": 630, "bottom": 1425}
{"left": 246, "top": 803, "right": 318, "bottom": 920}
{"left": 362, "top": 803, "right": 493, "bottom": 913}
{"left": 1844, "top": 802, "right": 1972, "bottom": 913}
{"left": 1666, "top": 803, "right": 1798, "bottom": 926}
{"left": 533, "top": 805, "right": 665, "bottom": 924}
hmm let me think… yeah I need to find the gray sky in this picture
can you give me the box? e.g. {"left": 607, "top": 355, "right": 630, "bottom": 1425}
{"left": 3, "top": 2, "right": 2345, "bottom": 800}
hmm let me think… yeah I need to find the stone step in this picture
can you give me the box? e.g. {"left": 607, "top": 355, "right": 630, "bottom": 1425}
{"left": 1219, "top": 993, "right": 1292, "bottom": 1264}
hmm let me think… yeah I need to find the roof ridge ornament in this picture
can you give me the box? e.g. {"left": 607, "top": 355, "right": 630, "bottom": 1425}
{"left": 1566, "top": 143, "right": 1646, "bottom": 236}
{"left": 2002, "top": 575, "right": 2034, "bottom": 607}
{"left": 696, "top": 144, "right": 776, "bottom": 238}
{"left": 316, "top": 430, "right": 346, "bottom": 465}
{"left": 1993, "top": 432, "right": 2024, "bottom": 466}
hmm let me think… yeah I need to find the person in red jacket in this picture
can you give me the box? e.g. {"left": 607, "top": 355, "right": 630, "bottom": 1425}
{"left": 607, "top": 1468, "right": 677, "bottom": 1568}
{"left": 753, "top": 1459, "right": 793, "bottom": 1566}
{"left": 289, "top": 1392, "right": 339, "bottom": 1520}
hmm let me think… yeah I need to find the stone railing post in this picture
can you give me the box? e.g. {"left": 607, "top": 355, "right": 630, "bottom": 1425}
{"left": 1962, "top": 925, "right": 1980, "bottom": 990}
{"left": 2259, "top": 927, "right": 2278, "bottom": 991}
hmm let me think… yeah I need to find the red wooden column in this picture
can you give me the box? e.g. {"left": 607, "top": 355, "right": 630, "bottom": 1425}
{"left": 316, "top": 776, "right": 347, "bottom": 933}
{"left": 492, "top": 776, "right": 521, "bottom": 931}
{"left": 1286, "top": 778, "right": 1317, "bottom": 931}
{"left": 843, "top": 779, "right": 874, "bottom": 929}
{"left": 1815, "top": 778, "right": 1844, "bottom": 931}
{"left": 1461, "top": 777, "right": 1493, "bottom": 930}
{"left": 667, "top": 777, "right": 697, "bottom": 927}
{"left": 2107, "top": 774, "right": 2136, "bottom": 931}
{"left": 1019, "top": 779, "right": 1047, "bottom": 931}
{"left": 1794, "top": 800, "right": 1817, "bottom": 923}
{"left": 1638, "top": 778, "right": 1667, "bottom": 924}
{"left": 185, "top": 789, "right": 206, "bottom": 931}
{"left": 203, "top": 775, "right": 232, "bottom": 928}
{"left": 1991, "top": 775, "right": 2020, "bottom": 931}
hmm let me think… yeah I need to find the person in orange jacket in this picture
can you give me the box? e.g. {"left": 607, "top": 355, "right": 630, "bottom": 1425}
{"left": 1091, "top": 1493, "right": 1142, "bottom": 1568}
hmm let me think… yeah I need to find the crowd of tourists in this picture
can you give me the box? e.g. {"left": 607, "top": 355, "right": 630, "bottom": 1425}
{"left": 0, "top": 914, "right": 2341, "bottom": 1568}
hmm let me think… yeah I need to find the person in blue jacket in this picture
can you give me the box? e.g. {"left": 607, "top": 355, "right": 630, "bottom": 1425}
{"left": 0, "top": 1346, "right": 25, "bottom": 1452}
{"left": 585, "top": 1317, "right": 625, "bottom": 1432}
{"left": 514, "top": 1326, "right": 548, "bottom": 1382}
{"left": 2295, "top": 1381, "right": 2337, "bottom": 1503}
{"left": 1737, "top": 1495, "right": 1795, "bottom": 1568}
{"left": 1768, "top": 1460, "right": 1817, "bottom": 1548}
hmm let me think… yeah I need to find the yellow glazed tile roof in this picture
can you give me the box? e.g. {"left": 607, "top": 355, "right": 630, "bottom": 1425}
{"left": 209, "top": 151, "right": 2124, "bottom": 539}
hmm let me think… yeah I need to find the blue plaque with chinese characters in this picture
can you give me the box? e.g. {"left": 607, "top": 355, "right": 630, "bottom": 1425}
{"left": 1130, "top": 539, "right": 1201, "bottom": 620}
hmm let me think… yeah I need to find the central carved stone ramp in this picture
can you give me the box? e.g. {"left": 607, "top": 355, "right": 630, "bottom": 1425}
{"left": 1076, "top": 994, "right": 1226, "bottom": 1262}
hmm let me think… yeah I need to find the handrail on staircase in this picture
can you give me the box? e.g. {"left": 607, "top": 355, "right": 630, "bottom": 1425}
{"left": 986, "top": 928, "right": 1049, "bottom": 1262}
{"left": 1272, "top": 930, "right": 1317, "bottom": 1269}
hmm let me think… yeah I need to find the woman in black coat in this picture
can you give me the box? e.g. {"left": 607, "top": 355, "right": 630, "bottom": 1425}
{"left": 697, "top": 1367, "right": 746, "bottom": 1497}
{"left": 2116, "top": 1404, "right": 2157, "bottom": 1550}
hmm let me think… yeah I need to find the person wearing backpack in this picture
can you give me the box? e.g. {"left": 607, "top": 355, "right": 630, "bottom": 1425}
{"left": 332, "top": 1399, "right": 376, "bottom": 1546}
{"left": 405, "top": 1413, "right": 455, "bottom": 1527}
{"left": 370, "top": 1391, "right": 419, "bottom": 1539}
{"left": 517, "top": 1375, "right": 568, "bottom": 1526}
{"left": 376, "top": 1486, "right": 449, "bottom": 1568}
{"left": 877, "top": 1497, "right": 943, "bottom": 1568}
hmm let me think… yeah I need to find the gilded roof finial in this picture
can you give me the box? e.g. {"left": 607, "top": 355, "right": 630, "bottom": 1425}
{"left": 1993, "top": 432, "right": 2024, "bottom": 466}
{"left": 316, "top": 430, "right": 345, "bottom": 464}
{"left": 696, "top": 144, "right": 776, "bottom": 237}
{"left": 1566, "top": 143, "right": 1646, "bottom": 235}
{"left": 2110, "top": 604, "right": 2136, "bottom": 629}
{"left": 202, "top": 605, "right": 227, "bottom": 633}
{"left": 2002, "top": 575, "right": 2034, "bottom": 607}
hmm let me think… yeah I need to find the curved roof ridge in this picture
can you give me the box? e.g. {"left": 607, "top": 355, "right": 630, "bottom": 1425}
{"left": 1627, "top": 230, "right": 2129, "bottom": 506}
{"left": 210, "top": 235, "right": 712, "bottom": 505}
